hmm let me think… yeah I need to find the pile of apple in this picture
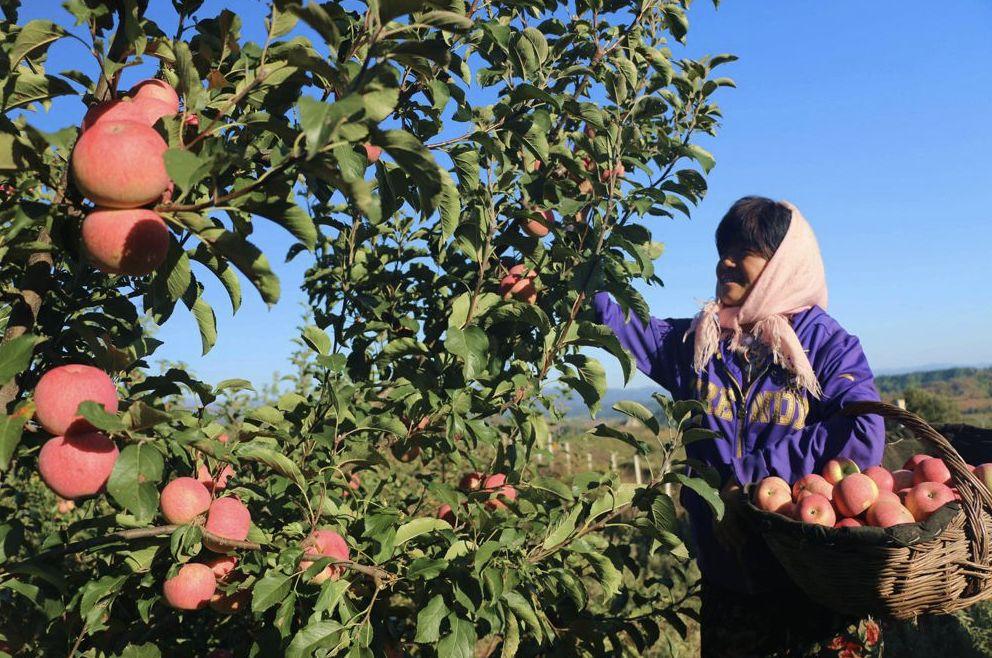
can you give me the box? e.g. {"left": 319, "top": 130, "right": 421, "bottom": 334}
{"left": 753, "top": 455, "right": 990, "bottom": 529}
{"left": 72, "top": 78, "right": 180, "bottom": 276}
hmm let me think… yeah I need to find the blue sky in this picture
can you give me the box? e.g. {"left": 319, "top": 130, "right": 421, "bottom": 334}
{"left": 22, "top": 1, "right": 992, "bottom": 390}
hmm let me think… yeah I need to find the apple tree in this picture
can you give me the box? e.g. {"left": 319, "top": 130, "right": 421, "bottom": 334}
{"left": 0, "top": 0, "right": 733, "bottom": 655}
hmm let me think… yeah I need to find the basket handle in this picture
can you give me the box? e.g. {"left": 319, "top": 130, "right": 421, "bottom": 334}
{"left": 843, "top": 400, "right": 992, "bottom": 588}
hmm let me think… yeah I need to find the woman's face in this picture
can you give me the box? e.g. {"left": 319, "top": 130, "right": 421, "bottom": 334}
{"left": 716, "top": 247, "right": 769, "bottom": 306}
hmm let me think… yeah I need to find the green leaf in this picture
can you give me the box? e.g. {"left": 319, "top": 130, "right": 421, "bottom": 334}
{"left": 252, "top": 571, "right": 293, "bottom": 613}
{"left": 561, "top": 354, "right": 607, "bottom": 415}
{"left": 444, "top": 326, "right": 489, "bottom": 380}
{"left": 686, "top": 144, "right": 715, "bottom": 173}
{"left": 163, "top": 149, "right": 210, "bottom": 192}
{"left": 106, "top": 444, "right": 165, "bottom": 524}
{"left": 243, "top": 196, "right": 317, "bottom": 250}
{"left": 650, "top": 492, "right": 678, "bottom": 534}
{"left": 541, "top": 505, "right": 582, "bottom": 550}
{"left": 171, "top": 212, "right": 280, "bottom": 305}
{"left": 501, "top": 613, "right": 520, "bottom": 658}
{"left": 0, "top": 334, "right": 40, "bottom": 385}
{"left": 184, "top": 288, "right": 217, "bottom": 355}
{"left": 584, "top": 552, "right": 622, "bottom": 601}
{"left": 448, "top": 292, "right": 500, "bottom": 329}
{"left": 587, "top": 483, "right": 637, "bottom": 521}
{"left": 437, "top": 614, "right": 475, "bottom": 658}
{"left": 0, "top": 71, "right": 74, "bottom": 110}
{"left": 378, "top": 129, "right": 441, "bottom": 195}
{"left": 611, "top": 401, "right": 660, "bottom": 435}
{"left": 286, "top": 621, "right": 343, "bottom": 658}
{"left": 189, "top": 243, "right": 242, "bottom": 313}
{"left": 414, "top": 594, "right": 447, "bottom": 643}
{"left": 237, "top": 443, "right": 305, "bottom": 488}
{"left": 302, "top": 326, "right": 331, "bottom": 356}
{"left": 504, "top": 591, "right": 542, "bottom": 641}
{"left": 666, "top": 473, "right": 724, "bottom": 520}
{"left": 394, "top": 517, "right": 450, "bottom": 546}
{"left": 0, "top": 409, "right": 29, "bottom": 471}
{"left": 77, "top": 400, "right": 125, "bottom": 433}
{"left": 10, "top": 20, "right": 65, "bottom": 67}
{"left": 419, "top": 10, "right": 474, "bottom": 32}
{"left": 435, "top": 168, "right": 461, "bottom": 241}
{"left": 122, "top": 401, "right": 173, "bottom": 431}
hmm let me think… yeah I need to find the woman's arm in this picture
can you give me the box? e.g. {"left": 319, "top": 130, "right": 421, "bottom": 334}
{"left": 767, "top": 328, "right": 885, "bottom": 477}
{"left": 592, "top": 291, "right": 686, "bottom": 392}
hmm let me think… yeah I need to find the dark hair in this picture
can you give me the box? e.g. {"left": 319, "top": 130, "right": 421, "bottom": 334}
{"left": 715, "top": 196, "right": 792, "bottom": 259}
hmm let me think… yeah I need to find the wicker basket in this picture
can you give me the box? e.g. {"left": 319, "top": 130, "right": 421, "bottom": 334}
{"left": 745, "top": 400, "right": 992, "bottom": 620}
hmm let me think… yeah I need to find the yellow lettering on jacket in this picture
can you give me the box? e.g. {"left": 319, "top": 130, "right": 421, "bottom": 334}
{"left": 694, "top": 382, "right": 809, "bottom": 429}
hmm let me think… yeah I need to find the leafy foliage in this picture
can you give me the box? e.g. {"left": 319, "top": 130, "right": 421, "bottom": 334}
{"left": 0, "top": 0, "right": 733, "bottom": 655}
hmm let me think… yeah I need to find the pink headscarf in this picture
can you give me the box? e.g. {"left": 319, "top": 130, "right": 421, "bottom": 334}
{"left": 689, "top": 201, "right": 828, "bottom": 398}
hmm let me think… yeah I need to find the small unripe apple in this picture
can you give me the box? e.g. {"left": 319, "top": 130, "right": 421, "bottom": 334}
{"left": 82, "top": 208, "right": 170, "bottom": 276}
{"left": 301, "top": 529, "right": 350, "bottom": 584}
{"left": 483, "top": 473, "right": 517, "bottom": 511}
{"left": 38, "top": 431, "right": 119, "bottom": 499}
{"left": 160, "top": 477, "right": 212, "bottom": 524}
{"left": 72, "top": 121, "right": 171, "bottom": 209}
{"left": 34, "top": 364, "right": 119, "bottom": 436}
{"left": 163, "top": 563, "right": 216, "bottom": 610}
{"left": 129, "top": 78, "right": 181, "bottom": 114}
{"left": 203, "top": 497, "right": 251, "bottom": 552}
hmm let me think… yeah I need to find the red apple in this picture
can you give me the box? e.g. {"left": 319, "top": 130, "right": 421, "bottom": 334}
{"left": 875, "top": 490, "right": 901, "bottom": 506}
{"left": 300, "top": 529, "right": 350, "bottom": 584}
{"left": 483, "top": 473, "right": 518, "bottom": 511}
{"left": 834, "top": 517, "right": 863, "bottom": 528}
{"left": 867, "top": 500, "right": 916, "bottom": 528}
{"left": 891, "top": 469, "right": 915, "bottom": 492}
{"left": 363, "top": 142, "right": 382, "bottom": 163}
{"left": 752, "top": 476, "right": 792, "bottom": 514}
{"left": 459, "top": 471, "right": 484, "bottom": 492}
{"left": 904, "top": 482, "right": 956, "bottom": 521}
{"left": 197, "top": 463, "right": 234, "bottom": 492}
{"left": 38, "top": 431, "right": 119, "bottom": 499}
{"left": 437, "top": 504, "right": 456, "bottom": 525}
{"left": 913, "top": 458, "right": 952, "bottom": 485}
{"left": 205, "top": 555, "right": 237, "bottom": 581}
{"left": 203, "top": 497, "right": 251, "bottom": 552}
{"left": 974, "top": 464, "right": 992, "bottom": 491}
{"left": 903, "top": 454, "right": 930, "bottom": 471}
{"left": 796, "top": 493, "right": 836, "bottom": 527}
{"left": 163, "top": 563, "right": 216, "bottom": 610}
{"left": 864, "top": 466, "right": 895, "bottom": 492}
{"left": 792, "top": 474, "right": 833, "bottom": 501}
{"left": 833, "top": 473, "right": 879, "bottom": 517}
{"left": 160, "top": 477, "right": 211, "bottom": 524}
{"left": 822, "top": 458, "right": 860, "bottom": 485}
{"left": 34, "top": 364, "right": 119, "bottom": 436}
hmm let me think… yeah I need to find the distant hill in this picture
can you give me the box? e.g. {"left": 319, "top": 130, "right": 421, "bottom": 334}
{"left": 559, "top": 367, "right": 992, "bottom": 427}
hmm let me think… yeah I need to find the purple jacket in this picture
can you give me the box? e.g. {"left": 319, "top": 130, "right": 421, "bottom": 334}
{"left": 593, "top": 292, "right": 884, "bottom": 593}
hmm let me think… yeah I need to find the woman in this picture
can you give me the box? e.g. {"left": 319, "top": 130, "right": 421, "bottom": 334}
{"left": 592, "top": 197, "right": 885, "bottom": 657}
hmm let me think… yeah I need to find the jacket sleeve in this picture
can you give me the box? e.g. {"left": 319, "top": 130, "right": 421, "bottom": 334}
{"left": 591, "top": 291, "right": 686, "bottom": 392}
{"left": 772, "top": 326, "right": 885, "bottom": 476}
